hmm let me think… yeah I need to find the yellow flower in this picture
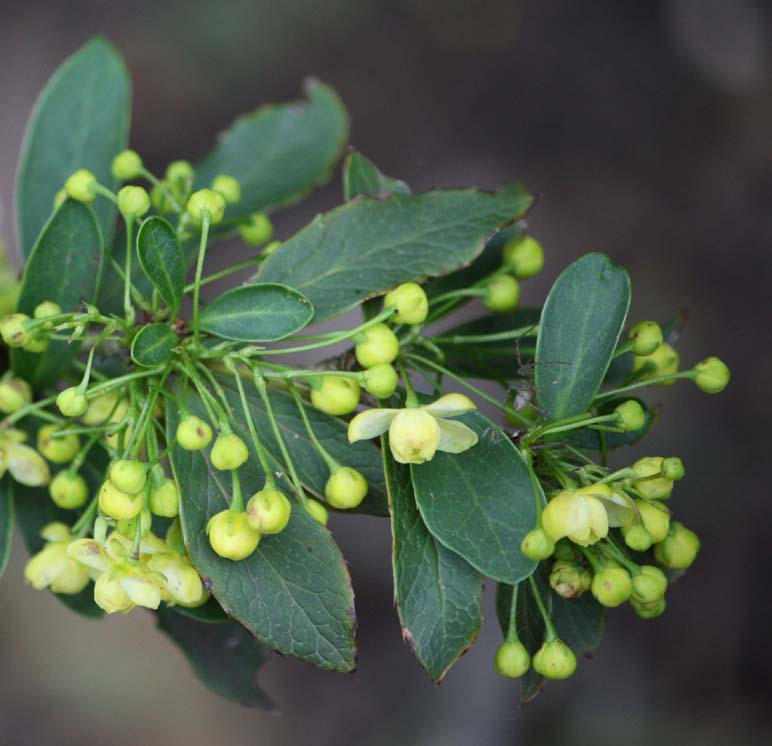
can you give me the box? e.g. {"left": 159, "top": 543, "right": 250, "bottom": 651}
{"left": 0, "top": 429, "right": 50, "bottom": 486}
{"left": 541, "top": 490, "right": 609, "bottom": 546}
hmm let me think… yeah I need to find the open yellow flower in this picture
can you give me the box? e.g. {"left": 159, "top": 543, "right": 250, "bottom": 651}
{"left": 348, "top": 393, "right": 478, "bottom": 465}
{"left": 541, "top": 490, "right": 609, "bottom": 546}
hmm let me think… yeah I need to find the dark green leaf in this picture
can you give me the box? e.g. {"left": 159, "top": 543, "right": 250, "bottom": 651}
{"left": 136, "top": 217, "right": 185, "bottom": 314}
{"left": 16, "top": 37, "right": 130, "bottom": 258}
{"left": 0, "top": 477, "right": 13, "bottom": 580}
{"left": 560, "top": 397, "right": 655, "bottom": 451}
{"left": 170, "top": 596, "right": 229, "bottom": 624}
{"left": 343, "top": 151, "right": 410, "bottom": 200}
{"left": 194, "top": 80, "right": 349, "bottom": 222}
{"left": 166, "top": 393, "right": 357, "bottom": 671}
{"left": 12, "top": 199, "right": 103, "bottom": 389}
{"left": 411, "top": 411, "right": 537, "bottom": 585}
{"left": 385, "top": 452, "right": 482, "bottom": 682}
{"left": 199, "top": 283, "right": 314, "bottom": 342}
{"left": 130, "top": 323, "right": 178, "bottom": 367}
{"left": 551, "top": 592, "right": 605, "bottom": 654}
{"left": 260, "top": 186, "right": 533, "bottom": 321}
{"left": 535, "top": 253, "right": 631, "bottom": 421}
{"left": 157, "top": 607, "right": 274, "bottom": 709}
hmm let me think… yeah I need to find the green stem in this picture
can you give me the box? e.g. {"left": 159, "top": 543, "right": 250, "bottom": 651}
{"left": 428, "top": 287, "right": 488, "bottom": 307}
{"left": 231, "top": 469, "right": 245, "bottom": 512}
{"left": 594, "top": 371, "right": 695, "bottom": 402}
{"left": 287, "top": 382, "right": 339, "bottom": 472}
{"left": 527, "top": 575, "right": 558, "bottom": 642}
{"left": 523, "top": 449, "right": 545, "bottom": 519}
{"left": 123, "top": 217, "right": 135, "bottom": 325}
{"left": 140, "top": 168, "right": 183, "bottom": 213}
{"left": 183, "top": 256, "right": 262, "bottom": 292}
{"left": 505, "top": 584, "right": 521, "bottom": 644}
{"left": 192, "top": 215, "right": 212, "bottom": 348}
{"left": 525, "top": 413, "right": 620, "bottom": 444}
{"left": 72, "top": 497, "right": 99, "bottom": 538}
{"left": 432, "top": 326, "right": 538, "bottom": 346}
{"left": 397, "top": 361, "right": 419, "bottom": 408}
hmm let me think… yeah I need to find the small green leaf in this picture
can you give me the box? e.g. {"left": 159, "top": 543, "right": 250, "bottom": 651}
{"left": 157, "top": 607, "right": 274, "bottom": 709}
{"left": 136, "top": 217, "right": 185, "bottom": 315}
{"left": 343, "top": 151, "right": 410, "bottom": 200}
{"left": 131, "top": 323, "right": 178, "bottom": 367}
{"left": 411, "top": 411, "right": 537, "bottom": 585}
{"left": 12, "top": 199, "right": 103, "bottom": 389}
{"left": 199, "top": 283, "right": 314, "bottom": 342}
{"left": 16, "top": 37, "right": 130, "bottom": 259}
{"left": 535, "top": 253, "right": 631, "bottom": 421}
{"left": 260, "top": 186, "right": 533, "bottom": 321}
{"left": 195, "top": 80, "right": 349, "bottom": 222}
{"left": 386, "top": 452, "right": 482, "bottom": 682}
{"left": 0, "top": 478, "right": 13, "bottom": 580}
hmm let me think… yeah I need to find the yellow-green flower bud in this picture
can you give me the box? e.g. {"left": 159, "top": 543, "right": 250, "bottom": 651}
{"left": 82, "top": 393, "right": 124, "bottom": 426}
{"left": 384, "top": 282, "right": 429, "bottom": 325}
{"left": 239, "top": 212, "right": 274, "bottom": 245}
{"left": 0, "top": 313, "right": 31, "bottom": 347}
{"left": 245, "top": 487, "right": 292, "bottom": 534}
{"left": 117, "top": 185, "right": 150, "bottom": 220}
{"left": 166, "top": 160, "right": 194, "bottom": 185}
{"left": 0, "top": 377, "right": 32, "bottom": 413}
{"left": 154, "top": 556, "right": 205, "bottom": 606}
{"left": 501, "top": 235, "right": 544, "bottom": 279}
{"left": 310, "top": 376, "right": 361, "bottom": 416}
{"left": 325, "top": 467, "right": 368, "bottom": 510}
{"left": 388, "top": 408, "right": 441, "bottom": 465}
{"left": 654, "top": 522, "right": 700, "bottom": 569}
{"left": 521, "top": 527, "right": 555, "bottom": 561}
{"left": 94, "top": 565, "right": 134, "bottom": 614}
{"left": 615, "top": 399, "right": 646, "bottom": 431}
{"left": 621, "top": 522, "right": 652, "bottom": 552}
{"left": 355, "top": 323, "right": 400, "bottom": 368}
{"left": 553, "top": 539, "right": 576, "bottom": 562}
{"left": 532, "top": 639, "right": 577, "bottom": 680}
{"left": 362, "top": 364, "right": 399, "bottom": 399}
{"left": 111, "top": 149, "right": 143, "bottom": 180}
{"left": 591, "top": 566, "right": 632, "bottom": 607}
{"left": 23, "top": 331, "right": 48, "bottom": 353}
{"left": 549, "top": 560, "right": 591, "bottom": 598}
{"left": 33, "top": 300, "right": 61, "bottom": 321}
{"left": 210, "top": 433, "right": 249, "bottom": 471}
{"left": 211, "top": 174, "right": 241, "bottom": 204}
{"left": 5, "top": 442, "right": 51, "bottom": 486}
{"left": 631, "top": 596, "right": 666, "bottom": 619}
{"left": 207, "top": 509, "right": 260, "bottom": 560}
{"left": 56, "top": 387, "right": 88, "bottom": 417}
{"left": 187, "top": 189, "right": 225, "bottom": 225}
{"left": 98, "top": 480, "right": 143, "bottom": 520}
{"left": 37, "top": 425, "right": 79, "bottom": 464}
{"left": 150, "top": 183, "right": 173, "bottom": 213}
{"left": 635, "top": 499, "right": 670, "bottom": 543}
{"left": 176, "top": 415, "right": 213, "bottom": 450}
{"left": 628, "top": 321, "right": 663, "bottom": 356}
{"left": 64, "top": 169, "right": 97, "bottom": 203}
{"left": 541, "top": 490, "right": 609, "bottom": 546}
{"left": 49, "top": 470, "right": 89, "bottom": 510}
{"left": 662, "top": 457, "right": 685, "bottom": 481}
{"left": 305, "top": 499, "right": 329, "bottom": 526}
{"left": 631, "top": 565, "right": 667, "bottom": 605}
{"left": 693, "top": 356, "right": 730, "bottom": 394}
{"left": 109, "top": 459, "right": 148, "bottom": 494}
{"left": 150, "top": 478, "right": 180, "bottom": 518}
{"left": 493, "top": 640, "right": 531, "bottom": 678}
{"left": 483, "top": 275, "right": 520, "bottom": 312}
{"left": 632, "top": 456, "right": 673, "bottom": 499}
{"left": 632, "top": 342, "right": 679, "bottom": 385}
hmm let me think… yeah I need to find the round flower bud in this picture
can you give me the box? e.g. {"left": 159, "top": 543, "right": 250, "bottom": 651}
{"left": 154, "top": 556, "right": 205, "bottom": 606}
{"left": 362, "top": 364, "right": 399, "bottom": 399}
{"left": 211, "top": 174, "right": 241, "bottom": 204}
{"left": 33, "top": 301, "right": 62, "bottom": 321}
{"left": 549, "top": 560, "right": 591, "bottom": 598}
{"left": 210, "top": 433, "right": 249, "bottom": 471}
{"left": 37, "top": 425, "right": 79, "bottom": 464}
{"left": 0, "top": 377, "right": 32, "bottom": 413}
{"left": 389, "top": 408, "right": 441, "bottom": 465}
{"left": 23, "top": 332, "right": 48, "bottom": 353}
{"left": 615, "top": 399, "right": 646, "bottom": 431}
{"left": 150, "top": 478, "right": 180, "bottom": 518}
{"left": 632, "top": 342, "right": 679, "bottom": 385}
{"left": 111, "top": 149, "right": 143, "bottom": 180}
{"left": 532, "top": 639, "right": 577, "bottom": 680}
{"left": 654, "top": 522, "right": 700, "bottom": 569}
{"left": 384, "top": 282, "right": 429, "bottom": 325}
{"left": 176, "top": 415, "right": 213, "bottom": 450}
{"left": 166, "top": 160, "right": 194, "bottom": 185}
{"left": 662, "top": 457, "right": 685, "bottom": 481}
{"left": 245, "top": 487, "right": 292, "bottom": 534}
{"left": 109, "top": 459, "right": 148, "bottom": 494}
{"left": 501, "top": 235, "right": 544, "bottom": 279}
{"left": 631, "top": 565, "right": 667, "bottom": 605}
{"left": 239, "top": 212, "right": 274, "bottom": 245}
{"left": 553, "top": 539, "right": 576, "bottom": 562}
{"left": 98, "top": 480, "right": 143, "bottom": 520}
{"left": 693, "top": 356, "right": 730, "bottom": 394}
{"left": 632, "top": 456, "right": 673, "bottom": 500}
{"left": 636, "top": 499, "right": 670, "bottom": 543}
{"left": 1, "top": 313, "right": 31, "bottom": 347}
{"left": 207, "top": 509, "right": 260, "bottom": 560}
{"left": 94, "top": 566, "right": 134, "bottom": 614}
{"left": 631, "top": 596, "right": 667, "bottom": 619}
{"left": 310, "top": 376, "right": 361, "bottom": 416}
{"left": 628, "top": 321, "right": 663, "bottom": 356}
{"left": 591, "top": 566, "right": 632, "bottom": 607}
{"left": 82, "top": 393, "right": 124, "bottom": 426}
{"left": 325, "top": 467, "right": 368, "bottom": 510}
{"left": 493, "top": 641, "right": 531, "bottom": 678}
{"left": 117, "top": 185, "right": 150, "bottom": 220}
{"left": 49, "top": 470, "right": 89, "bottom": 510}
{"left": 187, "top": 189, "right": 226, "bottom": 225}
{"left": 483, "top": 275, "right": 520, "bottom": 312}
{"left": 56, "top": 387, "right": 88, "bottom": 418}
{"left": 355, "top": 323, "right": 400, "bottom": 368}
{"left": 305, "top": 499, "right": 329, "bottom": 526}
{"left": 64, "top": 169, "right": 97, "bottom": 203}
{"left": 521, "top": 527, "right": 555, "bottom": 561}
{"left": 621, "top": 522, "right": 652, "bottom": 552}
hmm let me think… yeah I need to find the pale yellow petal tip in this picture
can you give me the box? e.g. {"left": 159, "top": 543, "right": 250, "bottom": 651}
{"left": 436, "top": 419, "right": 478, "bottom": 455}
{"left": 423, "top": 393, "right": 477, "bottom": 418}
{"left": 347, "top": 408, "right": 398, "bottom": 443}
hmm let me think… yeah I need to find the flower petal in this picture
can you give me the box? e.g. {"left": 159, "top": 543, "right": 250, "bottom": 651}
{"left": 436, "top": 418, "right": 478, "bottom": 454}
{"left": 423, "top": 393, "right": 477, "bottom": 418}
{"left": 8, "top": 444, "right": 50, "bottom": 486}
{"left": 348, "top": 408, "right": 398, "bottom": 443}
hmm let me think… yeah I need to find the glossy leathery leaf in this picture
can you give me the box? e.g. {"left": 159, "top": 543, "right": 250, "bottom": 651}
{"left": 0, "top": 478, "right": 13, "bottom": 580}
{"left": 136, "top": 217, "right": 185, "bottom": 315}
{"left": 171, "top": 597, "right": 229, "bottom": 624}
{"left": 343, "top": 151, "right": 410, "bottom": 200}
{"left": 131, "top": 323, "right": 178, "bottom": 367}
{"left": 551, "top": 592, "right": 605, "bottom": 654}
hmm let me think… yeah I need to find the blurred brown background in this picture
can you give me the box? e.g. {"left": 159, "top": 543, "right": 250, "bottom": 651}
{"left": 0, "top": 1, "right": 770, "bottom": 744}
